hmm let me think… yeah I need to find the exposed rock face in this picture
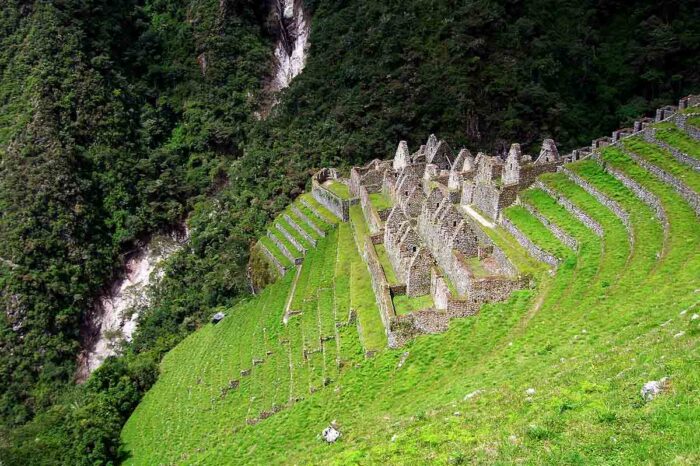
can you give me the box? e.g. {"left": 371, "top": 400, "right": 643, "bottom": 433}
{"left": 77, "top": 228, "right": 188, "bottom": 381}
{"left": 270, "top": 0, "right": 309, "bottom": 94}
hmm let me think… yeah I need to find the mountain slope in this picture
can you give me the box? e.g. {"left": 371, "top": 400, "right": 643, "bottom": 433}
{"left": 2, "top": 1, "right": 700, "bottom": 464}
{"left": 121, "top": 112, "right": 700, "bottom": 463}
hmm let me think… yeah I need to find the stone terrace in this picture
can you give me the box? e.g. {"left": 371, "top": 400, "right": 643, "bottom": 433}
{"left": 255, "top": 94, "right": 700, "bottom": 346}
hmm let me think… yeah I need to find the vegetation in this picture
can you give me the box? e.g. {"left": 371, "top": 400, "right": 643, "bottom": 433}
{"left": 2, "top": 0, "right": 700, "bottom": 463}
{"left": 374, "top": 244, "right": 399, "bottom": 285}
{"left": 121, "top": 139, "right": 700, "bottom": 462}
{"left": 393, "top": 294, "right": 434, "bottom": 315}
{"left": 369, "top": 192, "right": 393, "bottom": 211}
{"left": 622, "top": 137, "right": 700, "bottom": 192}
{"left": 653, "top": 122, "right": 700, "bottom": 161}
{"left": 324, "top": 181, "right": 352, "bottom": 200}
{"left": 502, "top": 205, "right": 573, "bottom": 260}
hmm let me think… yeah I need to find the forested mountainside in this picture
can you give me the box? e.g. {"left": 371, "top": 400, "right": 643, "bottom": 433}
{"left": 0, "top": 0, "right": 699, "bottom": 463}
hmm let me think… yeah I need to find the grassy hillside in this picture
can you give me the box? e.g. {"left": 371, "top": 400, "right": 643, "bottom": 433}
{"left": 3, "top": 0, "right": 700, "bottom": 464}
{"left": 122, "top": 125, "right": 699, "bottom": 463}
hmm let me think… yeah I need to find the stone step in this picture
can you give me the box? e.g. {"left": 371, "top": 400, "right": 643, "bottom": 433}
{"left": 284, "top": 213, "right": 319, "bottom": 246}
{"left": 291, "top": 205, "right": 326, "bottom": 237}
{"left": 268, "top": 230, "right": 302, "bottom": 264}
{"left": 275, "top": 221, "right": 309, "bottom": 255}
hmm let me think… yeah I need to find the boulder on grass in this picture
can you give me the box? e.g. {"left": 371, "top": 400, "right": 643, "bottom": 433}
{"left": 322, "top": 423, "right": 341, "bottom": 443}
{"left": 641, "top": 377, "right": 669, "bottom": 401}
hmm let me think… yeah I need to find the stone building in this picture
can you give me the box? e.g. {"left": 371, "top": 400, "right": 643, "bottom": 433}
{"left": 257, "top": 94, "right": 700, "bottom": 346}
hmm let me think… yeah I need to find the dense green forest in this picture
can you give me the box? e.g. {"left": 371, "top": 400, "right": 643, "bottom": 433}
{"left": 0, "top": 0, "right": 698, "bottom": 463}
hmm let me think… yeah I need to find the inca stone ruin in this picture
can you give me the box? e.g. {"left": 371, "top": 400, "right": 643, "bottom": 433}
{"left": 257, "top": 94, "right": 700, "bottom": 346}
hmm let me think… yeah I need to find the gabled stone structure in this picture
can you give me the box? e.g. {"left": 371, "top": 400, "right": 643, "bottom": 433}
{"left": 258, "top": 95, "right": 700, "bottom": 347}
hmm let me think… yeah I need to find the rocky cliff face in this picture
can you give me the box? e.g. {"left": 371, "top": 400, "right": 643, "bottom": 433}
{"left": 271, "top": 0, "right": 309, "bottom": 92}
{"left": 76, "top": 229, "right": 188, "bottom": 381}
{"left": 258, "top": 0, "right": 309, "bottom": 116}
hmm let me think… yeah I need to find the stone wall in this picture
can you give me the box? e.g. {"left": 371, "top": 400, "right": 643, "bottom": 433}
{"left": 407, "top": 248, "right": 433, "bottom": 296}
{"left": 258, "top": 242, "right": 287, "bottom": 277}
{"left": 388, "top": 310, "right": 450, "bottom": 348}
{"left": 291, "top": 206, "right": 325, "bottom": 237}
{"left": 430, "top": 268, "right": 450, "bottom": 310}
{"left": 359, "top": 186, "right": 383, "bottom": 234}
{"left": 469, "top": 276, "right": 521, "bottom": 304}
{"left": 518, "top": 200, "right": 578, "bottom": 250}
{"left": 267, "top": 230, "right": 299, "bottom": 263}
{"left": 312, "top": 183, "right": 351, "bottom": 221}
{"left": 517, "top": 162, "right": 559, "bottom": 189}
{"left": 643, "top": 127, "right": 700, "bottom": 170}
{"left": 559, "top": 167, "right": 633, "bottom": 244}
{"left": 500, "top": 217, "right": 559, "bottom": 268}
{"left": 283, "top": 213, "right": 317, "bottom": 247}
{"left": 621, "top": 148, "right": 700, "bottom": 216}
{"left": 601, "top": 164, "right": 670, "bottom": 238}
{"left": 461, "top": 215, "right": 518, "bottom": 277}
{"left": 276, "top": 222, "right": 307, "bottom": 254}
{"left": 471, "top": 184, "right": 501, "bottom": 219}
{"left": 362, "top": 240, "right": 395, "bottom": 336}
{"left": 674, "top": 113, "right": 700, "bottom": 141}
{"left": 532, "top": 180, "right": 604, "bottom": 237}
{"left": 429, "top": 266, "right": 521, "bottom": 319}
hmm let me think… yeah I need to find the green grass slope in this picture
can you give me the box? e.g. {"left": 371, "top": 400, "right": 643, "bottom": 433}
{"left": 122, "top": 154, "right": 699, "bottom": 464}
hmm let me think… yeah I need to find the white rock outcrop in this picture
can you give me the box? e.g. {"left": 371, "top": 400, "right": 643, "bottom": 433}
{"left": 322, "top": 424, "right": 341, "bottom": 443}
{"left": 641, "top": 377, "right": 669, "bottom": 401}
{"left": 270, "top": 0, "right": 309, "bottom": 94}
{"left": 77, "top": 229, "right": 188, "bottom": 380}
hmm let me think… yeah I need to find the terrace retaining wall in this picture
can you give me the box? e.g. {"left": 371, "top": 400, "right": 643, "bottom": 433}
{"left": 599, "top": 164, "right": 670, "bottom": 238}
{"left": 258, "top": 243, "right": 288, "bottom": 276}
{"left": 560, "top": 167, "right": 633, "bottom": 245}
{"left": 276, "top": 222, "right": 307, "bottom": 254}
{"left": 643, "top": 129, "right": 700, "bottom": 171}
{"left": 499, "top": 217, "right": 559, "bottom": 268}
{"left": 674, "top": 113, "right": 700, "bottom": 141}
{"left": 533, "top": 180, "right": 604, "bottom": 237}
{"left": 362, "top": 241, "right": 396, "bottom": 339}
{"left": 283, "top": 214, "right": 317, "bottom": 247}
{"left": 291, "top": 206, "right": 325, "bottom": 237}
{"left": 267, "top": 230, "right": 299, "bottom": 263}
{"left": 519, "top": 200, "right": 578, "bottom": 250}
{"left": 621, "top": 148, "right": 700, "bottom": 216}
